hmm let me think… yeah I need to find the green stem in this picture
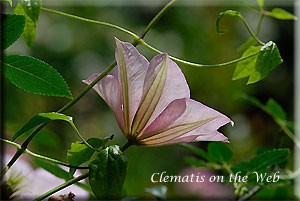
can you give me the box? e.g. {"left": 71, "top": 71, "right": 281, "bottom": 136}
{"left": 2, "top": 62, "right": 116, "bottom": 176}
{"left": 257, "top": 105, "right": 300, "bottom": 149}
{"left": 3, "top": 0, "right": 175, "bottom": 174}
{"left": 238, "top": 186, "right": 261, "bottom": 201}
{"left": 69, "top": 121, "right": 100, "bottom": 152}
{"left": 238, "top": 14, "right": 265, "bottom": 46}
{"left": 140, "top": 39, "right": 259, "bottom": 67}
{"left": 139, "top": 0, "right": 177, "bottom": 39}
{"left": 58, "top": 62, "right": 116, "bottom": 113}
{"left": 256, "top": 13, "right": 264, "bottom": 36}
{"left": 275, "top": 119, "right": 300, "bottom": 149}
{"left": 40, "top": 7, "right": 138, "bottom": 40}
{"left": 42, "top": 5, "right": 256, "bottom": 68}
{"left": 120, "top": 140, "right": 133, "bottom": 152}
{"left": 34, "top": 173, "right": 89, "bottom": 201}
{"left": 1, "top": 138, "right": 89, "bottom": 169}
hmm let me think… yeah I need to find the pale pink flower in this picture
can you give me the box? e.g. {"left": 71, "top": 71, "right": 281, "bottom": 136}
{"left": 3, "top": 151, "right": 89, "bottom": 200}
{"left": 84, "top": 39, "right": 233, "bottom": 146}
{"left": 175, "top": 167, "right": 234, "bottom": 199}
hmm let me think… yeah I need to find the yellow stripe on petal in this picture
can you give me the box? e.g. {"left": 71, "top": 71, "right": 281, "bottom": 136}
{"left": 131, "top": 56, "right": 168, "bottom": 136}
{"left": 139, "top": 117, "right": 219, "bottom": 145}
{"left": 116, "top": 40, "right": 131, "bottom": 136}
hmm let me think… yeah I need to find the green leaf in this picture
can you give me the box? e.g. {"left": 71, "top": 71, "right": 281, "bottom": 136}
{"left": 13, "top": 1, "right": 41, "bottom": 47}
{"left": 257, "top": 0, "right": 264, "bottom": 8}
{"left": 270, "top": 8, "right": 298, "bottom": 20}
{"left": 256, "top": 147, "right": 271, "bottom": 155}
{"left": 178, "top": 143, "right": 211, "bottom": 161}
{"left": 19, "top": 0, "right": 42, "bottom": 23}
{"left": 216, "top": 10, "right": 241, "bottom": 34}
{"left": 12, "top": 112, "right": 73, "bottom": 141}
{"left": 34, "top": 159, "right": 92, "bottom": 193}
{"left": 239, "top": 93, "right": 264, "bottom": 109}
{"left": 266, "top": 98, "right": 287, "bottom": 121}
{"left": 231, "top": 162, "right": 249, "bottom": 175}
{"left": 35, "top": 159, "right": 69, "bottom": 180}
{"left": 249, "top": 149, "right": 290, "bottom": 171}
{"left": 1, "top": 14, "right": 25, "bottom": 50}
{"left": 31, "top": 129, "right": 62, "bottom": 148}
{"left": 3, "top": 55, "right": 72, "bottom": 98}
{"left": 233, "top": 46, "right": 261, "bottom": 80}
{"left": 145, "top": 185, "right": 167, "bottom": 200}
{"left": 208, "top": 142, "right": 233, "bottom": 163}
{"left": 67, "top": 136, "right": 113, "bottom": 177}
{"left": 237, "top": 38, "right": 256, "bottom": 53}
{"left": 184, "top": 157, "right": 207, "bottom": 168}
{"left": 248, "top": 41, "right": 283, "bottom": 84}
{"left": 89, "top": 145, "right": 128, "bottom": 200}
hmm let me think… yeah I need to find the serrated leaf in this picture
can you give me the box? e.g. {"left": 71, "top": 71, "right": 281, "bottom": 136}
{"left": 233, "top": 46, "right": 261, "bottom": 80}
{"left": 208, "top": 142, "right": 233, "bottom": 163}
{"left": 89, "top": 145, "right": 128, "bottom": 200}
{"left": 67, "top": 137, "right": 113, "bottom": 177}
{"left": 248, "top": 41, "right": 283, "bottom": 84}
{"left": 266, "top": 98, "right": 287, "bottom": 121}
{"left": 256, "top": 147, "right": 271, "bottom": 155}
{"left": 257, "top": 0, "right": 264, "bottom": 8}
{"left": 249, "top": 149, "right": 290, "bottom": 172}
{"left": 1, "top": 14, "right": 25, "bottom": 50}
{"left": 216, "top": 10, "right": 241, "bottom": 34}
{"left": 145, "top": 185, "right": 167, "bottom": 200}
{"left": 12, "top": 112, "right": 73, "bottom": 141}
{"left": 270, "top": 8, "right": 298, "bottom": 20}
{"left": 3, "top": 55, "right": 72, "bottom": 98}
{"left": 13, "top": 2, "right": 40, "bottom": 47}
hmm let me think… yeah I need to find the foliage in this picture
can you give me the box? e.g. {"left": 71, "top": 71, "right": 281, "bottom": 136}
{"left": 183, "top": 142, "right": 290, "bottom": 198}
{"left": 89, "top": 145, "right": 128, "bottom": 199}
{"left": 1, "top": 14, "right": 25, "bottom": 50}
{"left": 1, "top": 0, "right": 297, "bottom": 200}
{"left": 13, "top": 0, "right": 41, "bottom": 47}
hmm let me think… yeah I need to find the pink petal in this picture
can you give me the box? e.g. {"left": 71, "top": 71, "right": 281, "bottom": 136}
{"left": 141, "top": 55, "right": 190, "bottom": 130}
{"left": 131, "top": 54, "right": 169, "bottom": 135}
{"left": 115, "top": 38, "right": 149, "bottom": 132}
{"left": 140, "top": 98, "right": 186, "bottom": 137}
{"left": 83, "top": 73, "right": 124, "bottom": 132}
{"left": 139, "top": 99, "right": 232, "bottom": 146}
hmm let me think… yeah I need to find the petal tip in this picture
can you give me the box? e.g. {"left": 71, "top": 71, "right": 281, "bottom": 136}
{"left": 230, "top": 120, "right": 234, "bottom": 127}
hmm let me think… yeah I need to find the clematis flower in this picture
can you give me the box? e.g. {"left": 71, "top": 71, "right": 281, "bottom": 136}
{"left": 84, "top": 38, "right": 233, "bottom": 147}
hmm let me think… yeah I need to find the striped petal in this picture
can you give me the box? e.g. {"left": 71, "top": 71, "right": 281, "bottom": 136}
{"left": 139, "top": 99, "right": 232, "bottom": 146}
{"left": 83, "top": 73, "right": 124, "bottom": 132}
{"left": 131, "top": 54, "right": 169, "bottom": 136}
{"left": 141, "top": 56, "right": 190, "bottom": 132}
{"left": 115, "top": 38, "right": 149, "bottom": 135}
{"left": 140, "top": 98, "right": 186, "bottom": 137}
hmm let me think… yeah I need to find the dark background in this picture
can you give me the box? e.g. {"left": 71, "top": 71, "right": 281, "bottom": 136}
{"left": 3, "top": 0, "right": 296, "bottom": 199}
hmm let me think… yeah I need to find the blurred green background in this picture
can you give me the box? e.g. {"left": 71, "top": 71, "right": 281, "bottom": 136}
{"left": 4, "top": 0, "right": 296, "bottom": 199}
